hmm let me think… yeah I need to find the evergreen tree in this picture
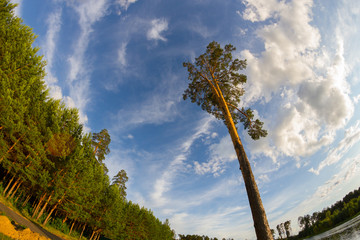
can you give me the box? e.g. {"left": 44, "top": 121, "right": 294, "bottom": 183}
{"left": 183, "top": 41, "right": 271, "bottom": 239}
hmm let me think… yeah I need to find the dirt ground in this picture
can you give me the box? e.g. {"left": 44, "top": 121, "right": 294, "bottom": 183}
{"left": 0, "top": 215, "right": 50, "bottom": 240}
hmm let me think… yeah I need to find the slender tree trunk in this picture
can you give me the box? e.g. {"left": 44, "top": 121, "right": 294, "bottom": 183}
{"left": 63, "top": 214, "right": 68, "bottom": 224}
{"left": 6, "top": 177, "right": 20, "bottom": 198}
{"left": 15, "top": 192, "right": 22, "bottom": 203}
{"left": 22, "top": 194, "right": 31, "bottom": 207}
{"left": 36, "top": 193, "right": 52, "bottom": 220}
{"left": 216, "top": 88, "right": 273, "bottom": 240}
{"left": 3, "top": 175, "right": 15, "bottom": 195}
{"left": 33, "top": 192, "right": 46, "bottom": 218}
{"left": 43, "top": 197, "right": 63, "bottom": 225}
{"left": 10, "top": 180, "right": 22, "bottom": 199}
{"left": 79, "top": 223, "right": 86, "bottom": 240}
{"left": 69, "top": 219, "right": 76, "bottom": 235}
{"left": 89, "top": 230, "right": 96, "bottom": 240}
{"left": 96, "top": 232, "right": 101, "bottom": 240}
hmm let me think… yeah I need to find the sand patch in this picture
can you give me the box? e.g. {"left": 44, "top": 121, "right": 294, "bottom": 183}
{"left": 0, "top": 215, "right": 50, "bottom": 240}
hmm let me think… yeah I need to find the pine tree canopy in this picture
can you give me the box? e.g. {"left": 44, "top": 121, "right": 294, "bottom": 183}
{"left": 183, "top": 41, "right": 267, "bottom": 140}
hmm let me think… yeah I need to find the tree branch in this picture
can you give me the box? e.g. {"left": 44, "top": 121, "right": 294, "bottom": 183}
{"left": 226, "top": 102, "right": 253, "bottom": 128}
{"left": 6, "top": 62, "right": 31, "bottom": 76}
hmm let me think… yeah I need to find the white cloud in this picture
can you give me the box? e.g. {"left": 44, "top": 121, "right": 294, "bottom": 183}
{"left": 194, "top": 135, "right": 237, "bottom": 176}
{"left": 147, "top": 18, "right": 169, "bottom": 42}
{"left": 171, "top": 205, "right": 251, "bottom": 240}
{"left": 240, "top": 0, "right": 354, "bottom": 160}
{"left": 272, "top": 154, "right": 360, "bottom": 234}
{"left": 309, "top": 120, "right": 360, "bottom": 175}
{"left": 116, "top": 0, "right": 138, "bottom": 10}
{"left": 42, "top": 8, "right": 63, "bottom": 100}
{"left": 354, "top": 95, "right": 360, "bottom": 104}
{"left": 242, "top": 0, "right": 285, "bottom": 22}
{"left": 117, "top": 42, "right": 127, "bottom": 67}
{"left": 151, "top": 116, "right": 215, "bottom": 207}
{"left": 112, "top": 73, "right": 183, "bottom": 131}
{"left": 64, "top": 0, "right": 109, "bottom": 126}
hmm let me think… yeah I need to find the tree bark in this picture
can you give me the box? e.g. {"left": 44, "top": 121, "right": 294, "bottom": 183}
{"left": 69, "top": 219, "right": 76, "bottom": 235}
{"left": 10, "top": 180, "right": 22, "bottom": 199}
{"left": 22, "top": 194, "right": 31, "bottom": 207}
{"left": 43, "top": 196, "right": 63, "bottom": 225}
{"left": 216, "top": 86, "right": 273, "bottom": 240}
{"left": 5, "top": 177, "right": 20, "bottom": 198}
{"left": 89, "top": 230, "right": 96, "bottom": 240}
{"left": 3, "top": 175, "right": 15, "bottom": 195}
{"left": 33, "top": 192, "right": 46, "bottom": 218}
{"left": 36, "top": 193, "right": 52, "bottom": 220}
{"left": 79, "top": 223, "right": 86, "bottom": 240}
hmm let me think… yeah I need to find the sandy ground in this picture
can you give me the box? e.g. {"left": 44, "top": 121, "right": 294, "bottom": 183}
{"left": 0, "top": 215, "right": 50, "bottom": 240}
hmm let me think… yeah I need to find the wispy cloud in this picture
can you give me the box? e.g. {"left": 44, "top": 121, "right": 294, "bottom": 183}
{"left": 64, "top": 0, "right": 109, "bottom": 126}
{"left": 194, "top": 135, "right": 237, "bottom": 177}
{"left": 241, "top": 0, "right": 353, "bottom": 160}
{"left": 171, "top": 205, "right": 249, "bottom": 239}
{"left": 117, "top": 42, "right": 128, "bottom": 68}
{"left": 147, "top": 18, "right": 169, "bottom": 42}
{"left": 278, "top": 154, "right": 360, "bottom": 234}
{"left": 111, "top": 73, "right": 183, "bottom": 131}
{"left": 309, "top": 120, "right": 360, "bottom": 175}
{"left": 151, "top": 116, "right": 215, "bottom": 206}
{"left": 116, "top": 0, "right": 138, "bottom": 11}
{"left": 42, "top": 8, "right": 63, "bottom": 100}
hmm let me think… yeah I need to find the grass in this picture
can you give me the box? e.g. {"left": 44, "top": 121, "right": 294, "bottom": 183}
{"left": 0, "top": 232, "right": 15, "bottom": 240}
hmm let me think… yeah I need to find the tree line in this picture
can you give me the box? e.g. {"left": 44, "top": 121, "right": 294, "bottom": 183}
{"left": 178, "top": 235, "right": 234, "bottom": 240}
{"left": 0, "top": 1, "right": 175, "bottom": 239}
{"left": 272, "top": 186, "right": 360, "bottom": 239}
{"left": 297, "top": 186, "right": 360, "bottom": 239}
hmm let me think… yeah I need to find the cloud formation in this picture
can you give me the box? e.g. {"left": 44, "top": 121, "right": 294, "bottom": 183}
{"left": 309, "top": 121, "right": 360, "bottom": 175}
{"left": 147, "top": 18, "right": 169, "bottom": 42}
{"left": 116, "top": 0, "right": 138, "bottom": 11}
{"left": 241, "top": 0, "right": 354, "bottom": 159}
{"left": 64, "top": 0, "right": 109, "bottom": 126}
{"left": 43, "top": 8, "right": 63, "bottom": 100}
{"left": 194, "top": 135, "right": 237, "bottom": 177}
{"left": 151, "top": 116, "right": 214, "bottom": 207}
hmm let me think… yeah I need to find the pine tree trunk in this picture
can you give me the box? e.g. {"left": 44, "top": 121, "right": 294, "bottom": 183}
{"left": 33, "top": 192, "right": 46, "bottom": 218}
{"left": 63, "top": 214, "right": 68, "bottom": 224}
{"left": 15, "top": 192, "right": 22, "bottom": 203}
{"left": 89, "top": 230, "right": 96, "bottom": 240}
{"left": 216, "top": 88, "right": 273, "bottom": 240}
{"left": 69, "top": 219, "right": 76, "bottom": 235}
{"left": 22, "top": 194, "right": 31, "bottom": 207}
{"left": 37, "top": 193, "right": 53, "bottom": 221}
{"left": 6, "top": 177, "right": 20, "bottom": 198}
{"left": 96, "top": 232, "right": 101, "bottom": 240}
{"left": 9, "top": 180, "right": 22, "bottom": 199}
{"left": 43, "top": 197, "right": 62, "bottom": 225}
{"left": 79, "top": 223, "right": 86, "bottom": 240}
{"left": 3, "top": 175, "right": 15, "bottom": 195}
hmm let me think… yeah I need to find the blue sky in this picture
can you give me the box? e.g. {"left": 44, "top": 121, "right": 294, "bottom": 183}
{"left": 12, "top": 0, "right": 360, "bottom": 239}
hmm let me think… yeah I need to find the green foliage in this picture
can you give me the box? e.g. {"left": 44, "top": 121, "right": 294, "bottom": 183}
{"left": 183, "top": 41, "right": 267, "bottom": 140}
{"left": 296, "top": 187, "right": 360, "bottom": 239}
{"left": 178, "top": 235, "right": 230, "bottom": 240}
{"left": 49, "top": 218, "right": 70, "bottom": 234}
{"left": 112, "top": 169, "right": 128, "bottom": 199}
